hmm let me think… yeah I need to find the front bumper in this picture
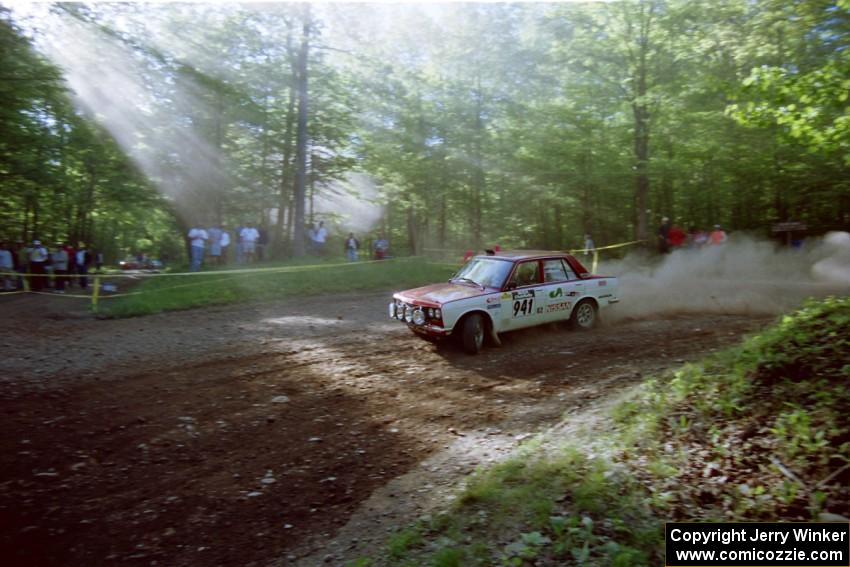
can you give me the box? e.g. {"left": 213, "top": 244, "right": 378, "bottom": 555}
{"left": 410, "top": 324, "right": 450, "bottom": 337}
{"left": 389, "top": 300, "right": 446, "bottom": 335}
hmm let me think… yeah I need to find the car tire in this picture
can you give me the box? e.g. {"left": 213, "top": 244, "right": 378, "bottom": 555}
{"left": 570, "top": 300, "right": 597, "bottom": 331}
{"left": 461, "top": 313, "right": 485, "bottom": 355}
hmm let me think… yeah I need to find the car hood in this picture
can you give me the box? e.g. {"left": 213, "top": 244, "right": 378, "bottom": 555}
{"left": 396, "top": 282, "right": 489, "bottom": 305}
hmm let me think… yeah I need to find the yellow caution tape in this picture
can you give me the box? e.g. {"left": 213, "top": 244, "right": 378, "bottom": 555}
{"left": 567, "top": 239, "right": 646, "bottom": 255}
{"left": 27, "top": 290, "right": 96, "bottom": 299}
{"left": 10, "top": 258, "right": 415, "bottom": 311}
{"left": 12, "top": 257, "right": 394, "bottom": 279}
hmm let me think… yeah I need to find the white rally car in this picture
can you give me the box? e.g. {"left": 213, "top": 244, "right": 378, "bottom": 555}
{"left": 388, "top": 250, "right": 619, "bottom": 354}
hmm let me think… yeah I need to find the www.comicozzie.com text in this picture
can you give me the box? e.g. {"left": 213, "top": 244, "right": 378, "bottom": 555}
{"left": 669, "top": 526, "right": 847, "bottom": 546}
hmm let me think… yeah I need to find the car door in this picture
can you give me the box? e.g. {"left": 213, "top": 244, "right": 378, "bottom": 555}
{"left": 541, "top": 258, "right": 585, "bottom": 323}
{"left": 501, "top": 260, "right": 547, "bottom": 331}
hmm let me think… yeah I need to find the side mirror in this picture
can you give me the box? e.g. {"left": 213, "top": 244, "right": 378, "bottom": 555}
{"left": 579, "top": 272, "right": 592, "bottom": 279}
{"left": 506, "top": 282, "right": 517, "bottom": 291}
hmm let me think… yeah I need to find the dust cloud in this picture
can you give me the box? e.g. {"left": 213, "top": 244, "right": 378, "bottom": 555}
{"left": 599, "top": 233, "right": 850, "bottom": 321}
{"left": 315, "top": 172, "right": 385, "bottom": 235}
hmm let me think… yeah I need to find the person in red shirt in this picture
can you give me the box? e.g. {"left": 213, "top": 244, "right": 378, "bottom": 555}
{"left": 668, "top": 224, "right": 686, "bottom": 249}
{"left": 709, "top": 225, "right": 728, "bottom": 245}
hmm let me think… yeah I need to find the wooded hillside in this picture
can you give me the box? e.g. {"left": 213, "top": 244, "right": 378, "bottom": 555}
{"left": 2, "top": 1, "right": 848, "bottom": 260}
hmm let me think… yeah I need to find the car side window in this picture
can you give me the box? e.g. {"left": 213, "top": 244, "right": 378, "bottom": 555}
{"left": 561, "top": 259, "right": 577, "bottom": 281}
{"left": 543, "top": 259, "right": 569, "bottom": 283}
{"left": 508, "top": 261, "right": 540, "bottom": 288}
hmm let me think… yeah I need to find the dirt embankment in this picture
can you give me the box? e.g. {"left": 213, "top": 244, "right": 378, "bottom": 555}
{"left": 0, "top": 291, "right": 770, "bottom": 566}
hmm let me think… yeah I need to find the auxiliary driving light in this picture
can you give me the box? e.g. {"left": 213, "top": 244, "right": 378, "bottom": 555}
{"left": 412, "top": 309, "right": 426, "bottom": 325}
{"left": 388, "top": 302, "right": 397, "bottom": 319}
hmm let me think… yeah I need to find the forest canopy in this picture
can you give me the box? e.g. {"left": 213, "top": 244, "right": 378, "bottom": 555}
{"left": 2, "top": 0, "right": 848, "bottom": 261}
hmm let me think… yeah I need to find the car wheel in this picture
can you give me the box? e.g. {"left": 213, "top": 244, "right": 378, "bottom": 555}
{"left": 570, "top": 300, "right": 597, "bottom": 331}
{"left": 461, "top": 313, "right": 485, "bottom": 354}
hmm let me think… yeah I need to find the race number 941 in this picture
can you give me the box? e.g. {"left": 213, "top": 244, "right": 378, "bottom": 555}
{"left": 513, "top": 299, "right": 533, "bottom": 317}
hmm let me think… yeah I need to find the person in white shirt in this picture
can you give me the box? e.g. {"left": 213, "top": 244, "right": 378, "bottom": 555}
{"left": 0, "top": 242, "right": 14, "bottom": 291}
{"left": 187, "top": 227, "right": 208, "bottom": 271}
{"left": 583, "top": 234, "right": 595, "bottom": 256}
{"left": 240, "top": 225, "right": 260, "bottom": 263}
{"left": 220, "top": 229, "right": 230, "bottom": 264}
{"left": 51, "top": 244, "right": 69, "bottom": 292}
{"left": 207, "top": 226, "right": 223, "bottom": 266}
{"left": 314, "top": 221, "right": 327, "bottom": 256}
{"left": 28, "top": 240, "right": 49, "bottom": 291}
{"left": 75, "top": 245, "right": 92, "bottom": 289}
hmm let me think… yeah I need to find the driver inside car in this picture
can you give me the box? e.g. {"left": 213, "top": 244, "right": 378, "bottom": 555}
{"left": 515, "top": 263, "right": 538, "bottom": 287}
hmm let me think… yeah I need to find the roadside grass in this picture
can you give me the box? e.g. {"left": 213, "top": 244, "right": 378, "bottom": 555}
{"left": 98, "top": 257, "right": 456, "bottom": 318}
{"left": 348, "top": 296, "right": 850, "bottom": 566}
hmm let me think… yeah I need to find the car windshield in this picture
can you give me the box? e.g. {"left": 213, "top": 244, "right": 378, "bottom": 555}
{"left": 451, "top": 257, "right": 513, "bottom": 289}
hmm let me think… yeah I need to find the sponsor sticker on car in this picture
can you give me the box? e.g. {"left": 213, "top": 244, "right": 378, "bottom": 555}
{"left": 546, "top": 301, "right": 572, "bottom": 313}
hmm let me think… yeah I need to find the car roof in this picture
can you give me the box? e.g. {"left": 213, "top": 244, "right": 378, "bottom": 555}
{"left": 476, "top": 250, "right": 572, "bottom": 261}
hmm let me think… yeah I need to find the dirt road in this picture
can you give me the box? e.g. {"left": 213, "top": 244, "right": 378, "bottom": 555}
{"left": 0, "top": 291, "right": 770, "bottom": 566}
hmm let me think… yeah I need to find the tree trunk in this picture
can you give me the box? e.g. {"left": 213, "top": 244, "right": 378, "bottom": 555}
{"left": 471, "top": 77, "right": 485, "bottom": 249}
{"left": 82, "top": 157, "right": 97, "bottom": 245}
{"left": 407, "top": 205, "right": 418, "bottom": 255}
{"left": 661, "top": 140, "right": 673, "bottom": 221}
{"left": 632, "top": 102, "right": 650, "bottom": 242}
{"left": 274, "top": 23, "right": 299, "bottom": 258}
{"left": 630, "top": 0, "right": 653, "bottom": 243}
{"left": 438, "top": 191, "right": 447, "bottom": 250}
{"left": 292, "top": 5, "right": 311, "bottom": 257}
{"left": 212, "top": 86, "right": 225, "bottom": 225}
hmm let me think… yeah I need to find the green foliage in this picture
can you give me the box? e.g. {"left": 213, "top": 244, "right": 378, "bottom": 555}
{"left": 6, "top": 1, "right": 850, "bottom": 262}
{"left": 386, "top": 527, "right": 424, "bottom": 559}
{"left": 615, "top": 296, "right": 850, "bottom": 520}
{"left": 749, "top": 296, "right": 850, "bottom": 384}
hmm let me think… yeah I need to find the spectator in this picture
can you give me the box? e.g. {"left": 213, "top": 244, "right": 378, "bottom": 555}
{"left": 657, "top": 217, "right": 671, "bottom": 254}
{"left": 28, "top": 240, "right": 49, "bottom": 291}
{"left": 12, "top": 241, "right": 25, "bottom": 290}
{"left": 374, "top": 234, "right": 389, "bottom": 260}
{"left": 583, "top": 233, "right": 595, "bottom": 256}
{"left": 234, "top": 224, "right": 245, "bottom": 264}
{"left": 207, "top": 225, "right": 223, "bottom": 266}
{"left": 257, "top": 226, "right": 269, "bottom": 261}
{"left": 240, "top": 224, "right": 260, "bottom": 263}
{"left": 668, "top": 223, "right": 686, "bottom": 249}
{"left": 314, "top": 221, "right": 327, "bottom": 256}
{"left": 187, "top": 226, "right": 208, "bottom": 271}
{"left": 0, "top": 242, "right": 14, "bottom": 291}
{"left": 709, "top": 224, "right": 728, "bottom": 245}
{"left": 95, "top": 251, "right": 104, "bottom": 272}
{"left": 306, "top": 223, "right": 317, "bottom": 255}
{"left": 219, "top": 227, "right": 230, "bottom": 264}
{"left": 51, "top": 243, "right": 69, "bottom": 293}
{"left": 64, "top": 241, "right": 76, "bottom": 284}
{"left": 344, "top": 232, "right": 359, "bottom": 262}
{"left": 689, "top": 226, "right": 708, "bottom": 248}
{"left": 75, "top": 244, "right": 93, "bottom": 289}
